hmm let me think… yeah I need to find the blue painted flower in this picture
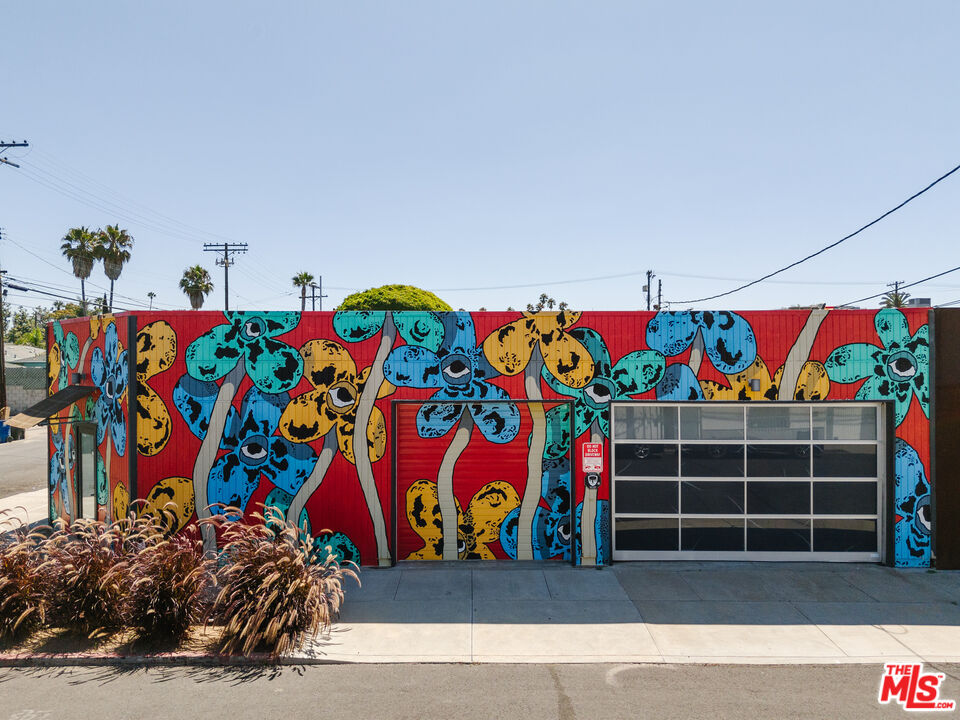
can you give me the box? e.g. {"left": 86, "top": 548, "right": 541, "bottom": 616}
{"left": 384, "top": 312, "right": 521, "bottom": 443}
{"left": 646, "top": 311, "right": 757, "bottom": 400}
{"left": 825, "top": 309, "right": 929, "bottom": 427}
{"left": 90, "top": 322, "right": 128, "bottom": 456}
{"left": 184, "top": 312, "right": 304, "bottom": 394}
{"left": 894, "top": 438, "right": 930, "bottom": 567}
{"left": 500, "top": 456, "right": 572, "bottom": 560}
{"left": 175, "top": 383, "right": 318, "bottom": 514}
{"left": 50, "top": 429, "right": 73, "bottom": 517}
{"left": 542, "top": 328, "right": 665, "bottom": 456}
{"left": 574, "top": 499, "right": 610, "bottom": 566}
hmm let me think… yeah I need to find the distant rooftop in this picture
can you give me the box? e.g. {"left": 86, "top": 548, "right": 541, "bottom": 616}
{"left": 5, "top": 344, "right": 46, "bottom": 366}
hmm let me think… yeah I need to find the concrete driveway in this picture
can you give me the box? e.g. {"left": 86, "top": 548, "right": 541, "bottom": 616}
{"left": 0, "top": 426, "right": 47, "bottom": 499}
{"left": 306, "top": 561, "right": 960, "bottom": 665}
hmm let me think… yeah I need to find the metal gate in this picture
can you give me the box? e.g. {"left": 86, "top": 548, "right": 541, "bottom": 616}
{"left": 392, "top": 399, "right": 574, "bottom": 561}
{"left": 610, "top": 401, "right": 887, "bottom": 561}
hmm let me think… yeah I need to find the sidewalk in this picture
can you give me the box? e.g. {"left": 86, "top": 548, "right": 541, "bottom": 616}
{"left": 303, "top": 561, "right": 960, "bottom": 665}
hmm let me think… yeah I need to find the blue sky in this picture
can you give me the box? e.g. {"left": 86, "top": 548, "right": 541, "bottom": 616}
{"left": 1, "top": 1, "right": 958, "bottom": 313}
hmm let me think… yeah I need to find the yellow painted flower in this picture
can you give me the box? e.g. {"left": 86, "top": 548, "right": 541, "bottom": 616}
{"left": 136, "top": 321, "right": 177, "bottom": 455}
{"left": 405, "top": 479, "right": 520, "bottom": 559}
{"left": 701, "top": 357, "right": 829, "bottom": 401}
{"left": 278, "top": 339, "right": 394, "bottom": 464}
{"left": 482, "top": 310, "right": 595, "bottom": 388}
{"left": 142, "top": 476, "right": 195, "bottom": 535}
{"left": 112, "top": 481, "right": 129, "bottom": 523}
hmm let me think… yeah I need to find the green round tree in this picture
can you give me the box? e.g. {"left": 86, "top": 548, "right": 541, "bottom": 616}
{"left": 336, "top": 284, "right": 452, "bottom": 311}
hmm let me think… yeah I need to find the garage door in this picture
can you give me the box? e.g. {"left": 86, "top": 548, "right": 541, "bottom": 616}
{"left": 611, "top": 402, "right": 886, "bottom": 561}
{"left": 394, "top": 399, "right": 574, "bottom": 561}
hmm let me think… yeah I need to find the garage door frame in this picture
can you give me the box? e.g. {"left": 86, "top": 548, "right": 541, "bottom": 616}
{"left": 610, "top": 400, "right": 891, "bottom": 563}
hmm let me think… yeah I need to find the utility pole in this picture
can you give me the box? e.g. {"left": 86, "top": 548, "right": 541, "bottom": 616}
{"left": 0, "top": 139, "right": 28, "bottom": 168}
{"left": 203, "top": 243, "right": 248, "bottom": 311}
{"left": 0, "top": 263, "right": 7, "bottom": 413}
{"left": 308, "top": 278, "right": 328, "bottom": 311}
{"left": 644, "top": 270, "right": 655, "bottom": 311}
{"left": 656, "top": 279, "right": 662, "bottom": 311}
{"left": 887, "top": 280, "right": 904, "bottom": 307}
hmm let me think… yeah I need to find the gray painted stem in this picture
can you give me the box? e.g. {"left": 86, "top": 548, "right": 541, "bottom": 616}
{"left": 518, "top": 347, "right": 546, "bottom": 562}
{"left": 193, "top": 361, "right": 245, "bottom": 553}
{"left": 580, "top": 422, "right": 601, "bottom": 566}
{"left": 352, "top": 313, "right": 395, "bottom": 565}
{"left": 285, "top": 426, "right": 338, "bottom": 531}
{"left": 438, "top": 411, "right": 473, "bottom": 560}
{"left": 778, "top": 309, "right": 829, "bottom": 400}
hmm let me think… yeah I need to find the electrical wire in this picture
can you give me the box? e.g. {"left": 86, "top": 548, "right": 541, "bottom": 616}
{"left": 671, "top": 161, "right": 960, "bottom": 305}
{"left": 835, "top": 264, "right": 960, "bottom": 308}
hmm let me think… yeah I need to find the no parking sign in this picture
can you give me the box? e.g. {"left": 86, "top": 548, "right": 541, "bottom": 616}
{"left": 582, "top": 442, "right": 603, "bottom": 473}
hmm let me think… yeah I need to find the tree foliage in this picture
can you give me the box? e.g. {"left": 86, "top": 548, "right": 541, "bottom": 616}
{"left": 525, "top": 293, "right": 569, "bottom": 312}
{"left": 336, "top": 284, "right": 452, "bottom": 312}
{"left": 4, "top": 303, "right": 85, "bottom": 347}
{"left": 880, "top": 290, "right": 911, "bottom": 308}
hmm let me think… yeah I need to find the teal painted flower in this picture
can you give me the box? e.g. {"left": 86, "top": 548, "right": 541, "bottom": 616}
{"left": 542, "top": 327, "right": 665, "bottom": 457}
{"left": 825, "top": 309, "right": 929, "bottom": 426}
{"left": 184, "top": 312, "right": 303, "bottom": 393}
{"left": 333, "top": 310, "right": 444, "bottom": 352}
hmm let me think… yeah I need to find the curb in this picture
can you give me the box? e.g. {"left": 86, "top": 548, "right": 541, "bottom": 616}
{"left": 0, "top": 653, "right": 343, "bottom": 668}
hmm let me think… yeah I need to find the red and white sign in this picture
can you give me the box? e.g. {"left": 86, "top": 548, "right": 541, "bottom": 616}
{"left": 878, "top": 663, "right": 956, "bottom": 711}
{"left": 582, "top": 442, "right": 603, "bottom": 473}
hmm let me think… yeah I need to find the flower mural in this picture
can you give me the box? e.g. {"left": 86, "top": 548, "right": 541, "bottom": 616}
{"left": 500, "top": 457, "right": 572, "bottom": 560}
{"left": 894, "top": 438, "right": 931, "bottom": 565}
{"left": 700, "top": 356, "right": 829, "bottom": 401}
{"left": 48, "top": 320, "right": 80, "bottom": 393}
{"left": 264, "top": 486, "right": 361, "bottom": 565}
{"left": 49, "top": 427, "right": 73, "bottom": 518}
{"left": 482, "top": 310, "right": 595, "bottom": 389}
{"left": 385, "top": 312, "right": 521, "bottom": 443}
{"left": 184, "top": 311, "right": 304, "bottom": 394}
{"left": 90, "top": 322, "right": 128, "bottom": 456}
{"left": 541, "top": 327, "right": 666, "bottom": 456}
{"left": 175, "top": 383, "right": 318, "bottom": 514}
{"left": 405, "top": 478, "right": 520, "bottom": 559}
{"left": 136, "top": 320, "right": 178, "bottom": 456}
{"left": 386, "top": 312, "right": 521, "bottom": 559}
{"left": 278, "top": 339, "right": 394, "bottom": 464}
{"left": 825, "top": 309, "right": 929, "bottom": 426}
{"left": 142, "top": 476, "right": 195, "bottom": 536}
{"left": 646, "top": 311, "right": 757, "bottom": 400}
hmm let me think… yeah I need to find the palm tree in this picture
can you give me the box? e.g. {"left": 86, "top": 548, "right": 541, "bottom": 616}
{"left": 147, "top": 291, "right": 156, "bottom": 310}
{"left": 60, "top": 226, "right": 100, "bottom": 313}
{"left": 179, "top": 265, "right": 214, "bottom": 310}
{"left": 292, "top": 271, "right": 315, "bottom": 311}
{"left": 881, "top": 290, "right": 911, "bottom": 308}
{"left": 96, "top": 225, "right": 134, "bottom": 312}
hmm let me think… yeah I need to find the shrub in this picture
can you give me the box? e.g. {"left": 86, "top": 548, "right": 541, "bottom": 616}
{"left": 209, "top": 510, "right": 358, "bottom": 656}
{"left": 39, "top": 514, "right": 161, "bottom": 637}
{"left": 0, "top": 512, "right": 47, "bottom": 641}
{"left": 126, "top": 525, "right": 213, "bottom": 643}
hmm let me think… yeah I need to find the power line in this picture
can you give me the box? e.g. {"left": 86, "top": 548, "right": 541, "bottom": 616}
{"left": 836, "top": 264, "right": 960, "bottom": 308}
{"left": 672, "top": 161, "right": 960, "bottom": 305}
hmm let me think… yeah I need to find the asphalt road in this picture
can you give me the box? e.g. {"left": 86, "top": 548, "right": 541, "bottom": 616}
{"left": 2, "top": 662, "right": 957, "bottom": 719}
{"left": 0, "top": 427, "right": 46, "bottom": 499}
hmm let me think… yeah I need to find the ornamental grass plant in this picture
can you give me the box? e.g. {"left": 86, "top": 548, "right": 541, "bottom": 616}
{"left": 39, "top": 513, "right": 162, "bottom": 637}
{"left": 208, "top": 509, "right": 358, "bottom": 657}
{"left": 0, "top": 510, "right": 47, "bottom": 642}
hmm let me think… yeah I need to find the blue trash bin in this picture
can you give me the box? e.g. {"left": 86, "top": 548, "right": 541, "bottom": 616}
{"left": 0, "top": 422, "right": 10, "bottom": 443}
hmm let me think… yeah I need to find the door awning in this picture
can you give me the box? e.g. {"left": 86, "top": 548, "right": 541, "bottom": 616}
{"left": 5, "top": 385, "right": 97, "bottom": 429}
